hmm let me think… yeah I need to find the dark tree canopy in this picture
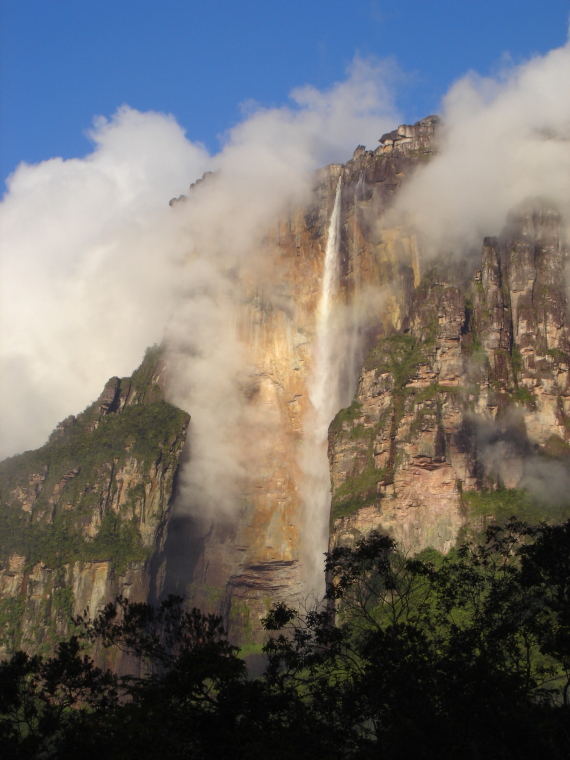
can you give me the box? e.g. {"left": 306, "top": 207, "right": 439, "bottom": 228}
{"left": 2, "top": 519, "right": 570, "bottom": 759}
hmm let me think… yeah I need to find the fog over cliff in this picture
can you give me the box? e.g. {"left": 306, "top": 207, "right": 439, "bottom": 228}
{"left": 1, "top": 36, "right": 569, "bottom": 536}
{"left": 0, "top": 57, "right": 399, "bottom": 464}
{"left": 393, "top": 37, "right": 570, "bottom": 255}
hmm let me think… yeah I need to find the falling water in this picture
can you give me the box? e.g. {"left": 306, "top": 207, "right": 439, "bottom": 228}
{"left": 311, "top": 178, "right": 343, "bottom": 431}
{"left": 300, "top": 176, "right": 345, "bottom": 597}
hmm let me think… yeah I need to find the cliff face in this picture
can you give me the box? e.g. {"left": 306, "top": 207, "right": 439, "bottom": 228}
{"left": 4, "top": 115, "right": 567, "bottom": 656}
{"left": 163, "top": 118, "right": 440, "bottom": 642}
{"left": 0, "top": 348, "right": 189, "bottom": 661}
{"left": 329, "top": 202, "right": 570, "bottom": 553}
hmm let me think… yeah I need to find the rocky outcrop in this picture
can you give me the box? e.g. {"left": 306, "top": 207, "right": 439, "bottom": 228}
{"left": 0, "top": 348, "right": 189, "bottom": 661}
{"left": 378, "top": 115, "right": 440, "bottom": 156}
{"left": 329, "top": 202, "right": 570, "bottom": 553}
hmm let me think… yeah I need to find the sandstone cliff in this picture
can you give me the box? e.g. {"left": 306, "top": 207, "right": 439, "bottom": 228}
{"left": 161, "top": 117, "right": 441, "bottom": 643}
{"left": 4, "top": 114, "right": 567, "bottom": 656}
{"left": 0, "top": 348, "right": 189, "bottom": 661}
{"left": 329, "top": 201, "right": 570, "bottom": 553}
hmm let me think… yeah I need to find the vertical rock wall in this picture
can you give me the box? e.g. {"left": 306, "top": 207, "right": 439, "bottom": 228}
{"left": 329, "top": 202, "right": 570, "bottom": 553}
{"left": 6, "top": 116, "right": 565, "bottom": 655}
{"left": 163, "top": 118, "right": 440, "bottom": 642}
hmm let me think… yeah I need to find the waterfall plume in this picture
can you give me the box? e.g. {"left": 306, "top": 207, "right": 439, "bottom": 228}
{"left": 300, "top": 176, "right": 345, "bottom": 596}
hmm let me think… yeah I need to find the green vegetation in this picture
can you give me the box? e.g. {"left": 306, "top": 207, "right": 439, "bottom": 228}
{"left": 465, "top": 332, "right": 488, "bottom": 364}
{"left": 329, "top": 399, "right": 363, "bottom": 435}
{"left": 544, "top": 434, "right": 570, "bottom": 460}
{"left": 230, "top": 600, "right": 254, "bottom": 643}
{"left": 346, "top": 423, "right": 371, "bottom": 440}
{"left": 511, "top": 385, "right": 536, "bottom": 406}
{"left": 0, "top": 401, "right": 187, "bottom": 526}
{"left": 546, "top": 347, "right": 568, "bottom": 363}
{"left": 238, "top": 642, "right": 265, "bottom": 658}
{"left": 0, "top": 345, "right": 188, "bottom": 572}
{"left": 463, "top": 486, "right": 570, "bottom": 526}
{"left": 201, "top": 584, "right": 224, "bottom": 607}
{"left": 407, "top": 396, "right": 438, "bottom": 439}
{"left": 2, "top": 523, "right": 570, "bottom": 759}
{"left": 331, "top": 329, "right": 453, "bottom": 522}
{"left": 363, "top": 332, "right": 428, "bottom": 386}
{"left": 331, "top": 466, "right": 385, "bottom": 521}
{"left": 414, "top": 545, "right": 447, "bottom": 567}
{"left": 0, "top": 597, "right": 25, "bottom": 650}
{"left": 51, "top": 586, "right": 76, "bottom": 627}
{"left": 511, "top": 344, "right": 523, "bottom": 375}
{"left": 0, "top": 507, "right": 148, "bottom": 573}
{"left": 0, "top": 348, "right": 189, "bottom": 653}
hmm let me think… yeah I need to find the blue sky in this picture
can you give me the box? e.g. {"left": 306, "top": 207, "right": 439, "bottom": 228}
{"left": 1, "top": 0, "right": 569, "bottom": 185}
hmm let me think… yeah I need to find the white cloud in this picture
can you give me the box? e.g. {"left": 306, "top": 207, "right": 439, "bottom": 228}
{"left": 0, "top": 107, "right": 209, "bottom": 458}
{"left": 394, "top": 38, "right": 570, "bottom": 254}
{"left": 0, "top": 58, "right": 400, "bottom": 492}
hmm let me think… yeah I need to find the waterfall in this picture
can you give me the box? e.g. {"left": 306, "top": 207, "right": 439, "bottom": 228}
{"left": 311, "top": 177, "right": 343, "bottom": 437}
{"left": 300, "top": 176, "right": 344, "bottom": 597}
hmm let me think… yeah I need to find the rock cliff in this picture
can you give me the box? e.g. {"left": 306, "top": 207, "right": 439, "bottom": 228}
{"left": 3, "top": 114, "right": 569, "bottom": 656}
{"left": 329, "top": 201, "right": 570, "bottom": 552}
{"left": 0, "top": 348, "right": 189, "bottom": 662}
{"left": 161, "top": 117, "right": 442, "bottom": 643}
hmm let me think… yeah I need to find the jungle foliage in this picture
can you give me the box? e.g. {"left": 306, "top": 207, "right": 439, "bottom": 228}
{"left": 1, "top": 520, "right": 570, "bottom": 759}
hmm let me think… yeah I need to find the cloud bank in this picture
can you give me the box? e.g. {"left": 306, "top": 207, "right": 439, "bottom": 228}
{"left": 394, "top": 37, "right": 570, "bottom": 255}
{"left": 0, "top": 107, "right": 209, "bottom": 457}
{"left": 0, "top": 57, "right": 399, "bottom": 494}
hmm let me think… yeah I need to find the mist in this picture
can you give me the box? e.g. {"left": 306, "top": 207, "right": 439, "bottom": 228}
{"left": 160, "top": 58, "right": 400, "bottom": 520}
{"left": 473, "top": 411, "right": 570, "bottom": 506}
{"left": 393, "top": 36, "right": 570, "bottom": 256}
{"left": 0, "top": 57, "right": 399, "bottom": 538}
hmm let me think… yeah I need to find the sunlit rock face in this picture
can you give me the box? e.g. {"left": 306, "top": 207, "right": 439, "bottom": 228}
{"left": 163, "top": 118, "right": 439, "bottom": 642}
{"left": 329, "top": 202, "right": 570, "bottom": 555}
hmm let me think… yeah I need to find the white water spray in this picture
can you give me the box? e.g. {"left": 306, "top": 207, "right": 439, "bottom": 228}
{"left": 300, "top": 176, "right": 346, "bottom": 596}
{"left": 311, "top": 178, "right": 343, "bottom": 428}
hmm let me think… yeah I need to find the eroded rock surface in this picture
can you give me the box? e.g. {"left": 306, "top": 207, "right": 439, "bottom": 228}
{"left": 329, "top": 202, "right": 570, "bottom": 553}
{"left": 162, "top": 118, "right": 440, "bottom": 643}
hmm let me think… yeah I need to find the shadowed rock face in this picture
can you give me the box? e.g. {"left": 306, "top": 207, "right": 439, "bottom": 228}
{"left": 0, "top": 348, "right": 189, "bottom": 665}
{"left": 329, "top": 202, "right": 570, "bottom": 554}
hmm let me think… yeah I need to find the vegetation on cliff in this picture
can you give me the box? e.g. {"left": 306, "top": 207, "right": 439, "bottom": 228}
{"left": 0, "top": 348, "right": 188, "bottom": 559}
{"left": 330, "top": 325, "right": 455, "bottom": 523}
{"left": 0, "top": 347, "right": 190, "bottom": 656}
{"left": 2, "top": 520, "right": 569, "bottom": 759}
{"left": 462, "top": 486, "right": 570, "bottom": 528}
{"left": 329, "top": 205, "right": 570, "bottom": 559}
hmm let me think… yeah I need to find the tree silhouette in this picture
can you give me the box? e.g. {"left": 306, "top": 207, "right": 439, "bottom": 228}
{"left": 1, "top": 520, "right": 570, "bottom": 759}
